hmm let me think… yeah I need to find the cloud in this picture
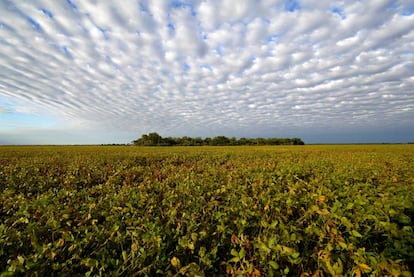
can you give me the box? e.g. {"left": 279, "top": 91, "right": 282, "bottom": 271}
{"left": 164, "top": 4, "right": 207, "bottom": 58}
{"left": 0, "top": 0, "right": 413, "bottom": 144}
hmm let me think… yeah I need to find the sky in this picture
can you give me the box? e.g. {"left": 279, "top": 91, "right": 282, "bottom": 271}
{"left": 0, "top": 0, "right": 414, "bottom": 145}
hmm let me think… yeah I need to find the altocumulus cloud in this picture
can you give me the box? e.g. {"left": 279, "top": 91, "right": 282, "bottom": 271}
{"left": 0, "top": 0, "right": 414, "bottom": 144}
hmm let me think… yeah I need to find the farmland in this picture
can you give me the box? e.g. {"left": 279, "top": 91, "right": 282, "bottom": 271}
{"left": 0, "top": 145, "right": 413, "bottom": 276}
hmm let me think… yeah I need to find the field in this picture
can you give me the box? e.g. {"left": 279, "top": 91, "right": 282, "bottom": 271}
{"left": 1, "top": 145, "right": 413, "bottom": 276}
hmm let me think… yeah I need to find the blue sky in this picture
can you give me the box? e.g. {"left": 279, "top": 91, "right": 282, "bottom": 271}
{"left": 0, "top": 0, "right": 414, "bottom": 144}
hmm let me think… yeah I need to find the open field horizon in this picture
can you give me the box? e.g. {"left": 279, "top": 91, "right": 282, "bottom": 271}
{"left": 1, "top": 144, "right": 413, "bottom": 275}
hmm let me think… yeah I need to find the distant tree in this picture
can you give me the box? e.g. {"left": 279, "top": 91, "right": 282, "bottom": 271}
{"left": 266, "top": 138, "right": 280, "bottom": 145}
{"left": 238, "top": 137, "right": 249, "bottom": 145}
{"left": 162, "top": 137, "right": 176, "bottom": 146}
{"left": 133, "top": 132, "right": 162, "bottom": 146}
{"left": 291, "top": 138, "right": 305, "bottom": 145}
{"left": 255, "top": 137, "right": 266, "bottom": 145}
{"left": 193, "top": 137, "right": 204, "bottom": 146}
{"left": 211, "top": 136, "right": 230, "bottom": 146}
{"left": 181, "top": 136, "right": 193, "bottom": 146}
{"left": 133, "top": 133, "right": 304, "bottom": 146}
{"left": 148, "top": 132, "right": 162, "bottom": 145}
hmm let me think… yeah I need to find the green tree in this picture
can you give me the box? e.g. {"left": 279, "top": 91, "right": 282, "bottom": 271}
{"left": 133, "top": 133, "right": 305, "bottom": 146}
{"left": 211, "top": 136, "right": 230, "bottom": 146}
{"left": 133, "top": 132, "right": 163, "bottom": 146}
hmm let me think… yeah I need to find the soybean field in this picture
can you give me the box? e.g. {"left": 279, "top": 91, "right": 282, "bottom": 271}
{"left": 0, "top": 145, "right": 413, "bottom": 276}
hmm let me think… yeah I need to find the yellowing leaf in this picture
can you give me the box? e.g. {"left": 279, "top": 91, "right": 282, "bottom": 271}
{"left": 354, "top": 268, "right": 361, "bottom": 277}
{"left": 318, "top": 250, "right": 330, "bottom": 261}
{"left": 312, "top": 270, "right": 320, "bottom": 277}
{"left": 358, "top": 263, "right": 371, "bottom": 272}
{"left": 230, "top": 249, "right": 239, "bottom": 257}
{"left": 17, "top": 255, "right": 24, "bottom": 265}
{"left": 81, "top": 258, "right": 98, "bottom": 268}
{"left": 56, "top": 238, "right": 65, "bottom": 247}
{"left": 239, "top": 248, "right": 246, "bottom": 259}
{"left": 131, "top": 242, "right": 138, "bottom": 252}
{"left": 251, "top": 268, "right": 261, "bottom": 277}
{"left": 171, "top": 256, "right": 180, "bottom": 268}
{"left": 338, "top": 241, "right": 347, "bottom": 250}
{"left": 317, "top": 209, "right": 330, "bottom": 215}
{"left": 281, "top": 245, "right": 294, "bottom": 254}
{"left": 290, "top": 252, "right": 300, "bottom": 259}
{"left": 317, "top": 195, "right": 327, "bottom": 202}
{"left": 268, "top": 261, "right": 279, "bottom": 269}
{"left": 351, "top": 230, "right": 363, "bottom": 238}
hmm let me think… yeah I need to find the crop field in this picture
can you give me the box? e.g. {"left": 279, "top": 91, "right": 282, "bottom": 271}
{"left": 0, "top": 145, "right": 413, "bottom": 276}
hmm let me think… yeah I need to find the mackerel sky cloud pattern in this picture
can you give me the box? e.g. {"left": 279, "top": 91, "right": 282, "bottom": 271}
{"left": 0, "top": 0, "right": 413, "bottom": 144}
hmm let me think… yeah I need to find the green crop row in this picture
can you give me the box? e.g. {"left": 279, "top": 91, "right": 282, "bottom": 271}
{"left": 0, "top": 145, "right": 413, "bottom": 276}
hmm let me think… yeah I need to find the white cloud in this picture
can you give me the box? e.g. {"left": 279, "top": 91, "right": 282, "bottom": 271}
{"left": 0, "top": 0, "right": 413, "bottom": 144}
{"left": 164, "top": 5, "right": 207, "bottom": 58}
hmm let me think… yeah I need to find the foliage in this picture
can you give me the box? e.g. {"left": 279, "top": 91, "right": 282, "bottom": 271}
{"left": 132, "top": 132, "right": 305, "bottom": 146}
{"left": 0, "top": 145, "right": 413, "bottom": 276}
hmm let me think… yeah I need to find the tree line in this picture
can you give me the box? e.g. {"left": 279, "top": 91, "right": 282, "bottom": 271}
{"left": 132, "top": 132, "right": 304, "bottom": 146}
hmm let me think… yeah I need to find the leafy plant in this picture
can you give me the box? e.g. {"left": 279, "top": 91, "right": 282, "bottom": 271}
{"left": 0, "top": 145, "right": 413, "bottom": 275}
